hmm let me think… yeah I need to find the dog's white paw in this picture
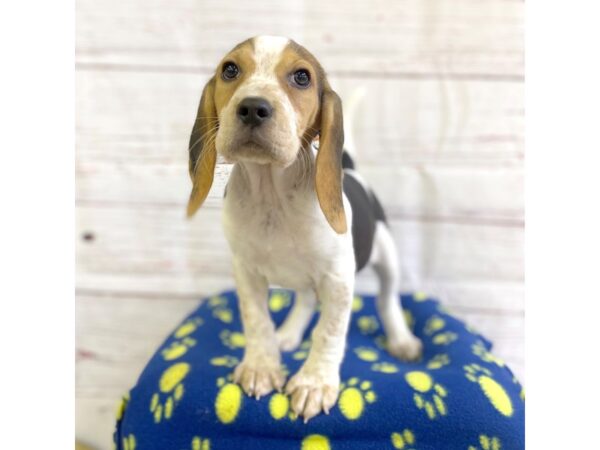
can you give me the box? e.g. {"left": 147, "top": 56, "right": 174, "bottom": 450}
{"left": 233, "top": 358, "right": 286, "bottom": 399}
{"left": 275, "top": 326, "right": 303, "bottom": 352}
{"left": 387, "top": 335, "right": 423, "bottom": 362}
{"left": 285, "top": 367, "right": 339, "bottom": 422}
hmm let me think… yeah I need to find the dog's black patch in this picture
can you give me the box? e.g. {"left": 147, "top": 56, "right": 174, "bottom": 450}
{"left": 343, "top": 163, "right": 388, "bottom": 272}
{"left": 342, "top": 151, "right": 355, "bottom": 170}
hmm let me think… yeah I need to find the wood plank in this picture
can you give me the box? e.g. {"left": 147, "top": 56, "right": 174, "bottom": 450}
{"left": 76, "top": 203, "right": 523, "bottom": 298}
{"left": 76, "top": 161, "right": 523, "bottom": 223}
{"left": 75, "top": 70, "right": 523, "bottom": 166}
{"left": 76, "top": 0, "right": 523, "bottom": 77}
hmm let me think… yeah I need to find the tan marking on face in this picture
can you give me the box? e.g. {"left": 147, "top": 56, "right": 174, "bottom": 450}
{"left": 212, "top": 39, "right": 256, "bottom": 114}
{"left": 275, "top": 41, "right": 324, "bottom": 146}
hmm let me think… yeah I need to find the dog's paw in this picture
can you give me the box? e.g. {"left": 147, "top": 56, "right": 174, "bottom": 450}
{"left": 285, "top": 367, "right": 339, "bottom": 422}
{"left": 233, "top": 359, "right": 286, "bottom": 399}
{"left": 388, "top": 335, "right": 423, "bottom": 362}
{"left": 275, "top": 326, "right": 304, "bottom": 352}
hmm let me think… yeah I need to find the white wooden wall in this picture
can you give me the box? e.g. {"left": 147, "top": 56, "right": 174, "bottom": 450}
{"left": 76, "top": 1, "right": 524, "bottom": 448}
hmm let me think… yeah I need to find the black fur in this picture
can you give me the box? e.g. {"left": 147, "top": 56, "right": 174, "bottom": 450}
{"left": 342, "top": 152, "right": 388, "bottom": 272}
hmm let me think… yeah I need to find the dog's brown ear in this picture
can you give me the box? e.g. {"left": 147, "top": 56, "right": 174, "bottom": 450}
{"left": 187, "top": 77, "right": 218, "bottom": 218}
{"left": 315, "top": 84, "right": 347, "bottom": 234}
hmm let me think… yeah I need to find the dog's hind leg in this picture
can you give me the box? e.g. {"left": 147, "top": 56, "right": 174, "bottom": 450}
{"left": 370, "top": 222, "right": 423, "bottom": 361}
{"left": 275, "top": 289, "right": 316, "bottom": 352}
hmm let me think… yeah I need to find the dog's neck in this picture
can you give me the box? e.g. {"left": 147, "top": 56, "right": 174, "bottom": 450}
{"left": 234, "top": 145, "right": 316, "bottom": 201}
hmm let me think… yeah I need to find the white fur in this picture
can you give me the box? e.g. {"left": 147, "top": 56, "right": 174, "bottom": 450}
{"left": 215, "top": 36, "right": 420, "bottom": 421}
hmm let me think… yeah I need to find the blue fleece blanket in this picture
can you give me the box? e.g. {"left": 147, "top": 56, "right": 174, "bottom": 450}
{"left": 114, "top": 290, "right": 524, "bottom": 450}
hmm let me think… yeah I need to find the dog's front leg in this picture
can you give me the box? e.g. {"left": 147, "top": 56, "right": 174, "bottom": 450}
{"left": 286, "top": 274, "right": 353, "bottom": 421}
{"left": 232, "top": 259, "right": 286, "bottom": 398}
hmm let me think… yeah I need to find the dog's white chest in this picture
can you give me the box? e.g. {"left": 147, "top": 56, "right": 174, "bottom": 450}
{"left": 222, "top": 166, "right": 353, "bottom": 289}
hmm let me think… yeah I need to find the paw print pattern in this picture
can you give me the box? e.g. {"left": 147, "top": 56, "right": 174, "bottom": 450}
{"left": 374, "top": 334, "right": 388, "bottom": 350}
{"left": 269, "top": 290, "right": 292, "bottom": 312}
{"left": 115, "top": 394, "right": 129, "bottom": 421}
{"left": 413, "top": 292, "right": 429, "bottom": 302}
{"left": 426, "top": 354, "right": 450, "bottom": 370}
{"left": 301, "top": 435, "right": 331, "bottom": 450}
{"left": 464, "top": 364, "right": 513, "bottom": 417}
{"left": 405, "top": 371, "right": 448, "bottom": 420}
{"left": 432, "top": 331, "right": 458, "bottom": 346}
{"left": 357, "top": 315, "right": 379, "bottom": 334}
{"left": 354, "top": 346, "right": 379, "bottom": 362}
{"left": 391, "top": 429, "right": 417, "bottom": 449}
{"left": 122, "top": 434, "right": 136, "bottom": 450}
{"left": 338, "top": 377, "right": 376, "bottom": 420}
{"left": 208, "top": 296, "right": 228, "bottom": 308}
{"left": 424, "top": 315, "right": 446, "bottom": 336}
{"left": 468, "top": 434, "right": 502, "bottom": 450}
{"left": 269, "top": 392, "right": 297, "bottom": 421}
{"left": 371, "top": 362, "right": 399, "bottom": 374}
{"left": 472, "top": 341, "right": 505, "bottom": 367}
{"left": 219, "top": 330, "right": 246, "bottom": 349}
{"left": 215, "top": 375, "right": 243, "bottom": 424}
{"left": 210, "top": 355, "right": 239, "bottom": 368}
{"left": 212, "top": 307, "right": 233, "bottom": 324}
{"left": 352, "top": 296, "right": 363, "bottom": 312}
{"left": 150, "top": 362, "right": 190, "bottom": 423}
{"left": 161, "top": 337, "right": 196, "bottom": 361}
{"left": 174, "top": 317, "right": 203, "bottom": 339}
{"left": 292, "top": 340, "right": 311, "bottom": 360}
{"left": 191, "top": 436, "right": 211, "bottom": 450}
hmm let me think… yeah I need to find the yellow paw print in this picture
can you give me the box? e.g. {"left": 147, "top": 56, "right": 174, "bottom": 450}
{"left": 122, "top": 434, "right": 136, "bottom": 450}
{"left": 352, "top": 296, "right": 363, "bottom": 312}
{"left": 338, "top": 378, "right": 376, "bottom": 420}
{"left": 374, "top": 334, "right": 388, "bottom": 350}
{"left": 161, "top": 337, "right": 196, "bottom": 361}
{"left": 354, "top": 346, "right": 379, "bottom": 362}
{"left": 210, "top": 355, "right": 239, "bottom": 368}
{"left": 405, "top": 371, "right": 448, "bottom": 420}
{"left": 292, "top": 340, "right": 311, "bottom": 360}
{"left": 424, "top": 315, "right": 446, "bottom": 335}
{"left": 215, "top": 375, "right": 243, "bottom": 424}
{"left": 191, "top": 436, "right": 211, "bottom": 450}
{"left": 115, "top": 394, "right": 129, "bottom": 421}
{"left": 371, "top": 362, "right": 399, "bottom": 374}
{"left": 472, "top": 341, "right": 505, "bottom": 367}
{"left": 174, "top": 317, "right": 203, "bottom": 339}
{"left": 150, "top": 362, "right": 190, "bottom": 423}
{"left": 465, "top": 364, "right": 513, "bottom": 417}
{"left": 357, "top": 315, "right": 379, "bottom": 334}
{"left": 391, "top": 429, "right": 416, "bottom": 449}
{"left": 212, "top": 307, "right": 233, "bottom": 324}
{"left": 468, "top": 434, "right": 502, "bottom": 450}
{"left": 465, "top": 324, "right": 481, "bottom": 335}
{"left": 269, "top": 290, "right": 292, "bottom": 312}
{"left": 301, "top": 434, "right": 330, "bottom": 450}
{"left": 268, "top": 392, "right": 298, "bottom": 421}
{"left": 219, "top": 330, "right": 246, "bottom": 349}
{"left": 426, "top": 353, "right": 450, "bottom": 370}
{"left": 432, "top": 331, "right": 458, "bottom": 345}
{"left": 208, "top": 295, "right": 228, "bottom": 308}
{"left": 413, "top": 292, "right": 428, "bottom": 302}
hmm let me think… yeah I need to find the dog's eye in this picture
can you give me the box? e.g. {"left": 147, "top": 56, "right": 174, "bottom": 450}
{"left": 292, "top": 69, "right": 311, "bottom": 88}
{"left": 222, "top": 62, "right": 240, "bottom": 81}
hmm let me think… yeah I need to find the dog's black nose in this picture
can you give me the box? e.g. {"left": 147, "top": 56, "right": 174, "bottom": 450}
{"left": 237, "top": 97, "right": 273, "bottom": 127}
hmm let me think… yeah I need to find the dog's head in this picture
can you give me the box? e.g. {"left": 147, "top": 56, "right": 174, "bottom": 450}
{"left": 186, "top": 36, "right": 346, "bottom": 234}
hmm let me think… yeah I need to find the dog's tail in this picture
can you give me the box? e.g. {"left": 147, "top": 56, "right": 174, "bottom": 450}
{"left": 342, "top": 86, "right": 367, "bottom": 168}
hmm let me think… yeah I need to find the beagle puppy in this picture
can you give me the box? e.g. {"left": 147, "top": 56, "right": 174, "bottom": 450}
{"left": 187, "top": 36, "right": 422, "bottom": 421}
